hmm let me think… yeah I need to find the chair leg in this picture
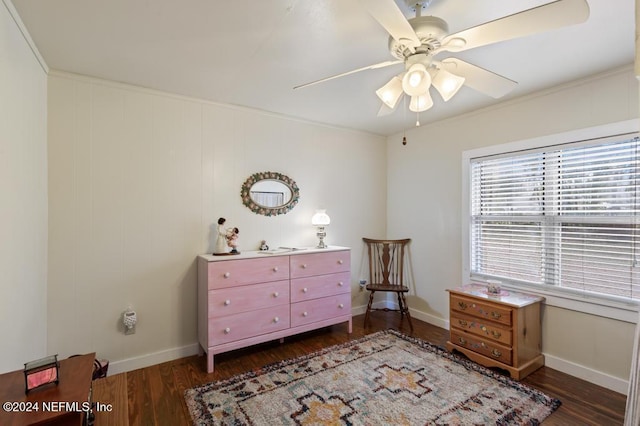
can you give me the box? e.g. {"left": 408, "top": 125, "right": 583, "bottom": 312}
{"left": 398, "top": 292, "right": 413, "bottom": 330}
{"left": 364, "top": 290, "right": 375, "bottom": 327}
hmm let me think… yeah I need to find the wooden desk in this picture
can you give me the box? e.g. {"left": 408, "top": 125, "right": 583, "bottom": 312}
{"left": 0, "top": 353, "right": 95, "bottom": 426}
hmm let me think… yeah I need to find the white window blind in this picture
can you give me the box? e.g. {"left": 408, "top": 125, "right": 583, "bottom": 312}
{"left": 470, "top": 135, "right": 640, "bottom": 301}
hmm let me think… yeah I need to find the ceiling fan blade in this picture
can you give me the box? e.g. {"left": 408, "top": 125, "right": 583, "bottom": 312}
{"left": 360, "top": 0, "right": 421, "bottom": 51}
{"left": 439, "top": 0, "right": 589, "bottom": 53}
{"left": 294, "top": 60, "right": 402, "bottom": 90}
{"left": 440, "top": 58, "right": 518, "bottom": 98}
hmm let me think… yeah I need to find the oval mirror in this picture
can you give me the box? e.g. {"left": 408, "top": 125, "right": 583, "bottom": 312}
{"left": 241, "top": 171, "right": 300, "bottom": 216}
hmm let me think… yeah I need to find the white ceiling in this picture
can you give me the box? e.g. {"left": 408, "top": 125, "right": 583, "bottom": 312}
{"left": 10, "top": 0, "right": 635, "bottom": 136}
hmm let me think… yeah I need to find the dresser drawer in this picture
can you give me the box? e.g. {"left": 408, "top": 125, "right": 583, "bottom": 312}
{"left": 291, "top": 293, "right": 351, "bottom": 327}
{"left": 290, "top": 251, "right": 350, "bottom": 278}
{"left": 208, "top": 256, "right": 289, "bottom": 289}
{"left": 450, "top": 312, "right": 512, "bottom": 346}
{"left": 450, "top": 330, "right": 512, "bottom": 365}
{"left": 208, "top": 280, "right": 289, "bottom": 318}
{"left": 209, "top": 305, "right": 290, "bottom": 345}
{"left": 291, "top": 272, "right": 350, "bottom": 302}
{"left": 450, "top": 294, "right": 512, "bottom": 327}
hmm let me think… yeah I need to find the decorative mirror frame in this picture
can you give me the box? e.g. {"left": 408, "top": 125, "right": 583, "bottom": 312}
{"left": 240, "top": 171, "right": 300, "bottom": 216}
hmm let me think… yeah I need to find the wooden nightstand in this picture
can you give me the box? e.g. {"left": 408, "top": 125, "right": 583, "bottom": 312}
{"left": 446, "top": 285, "right": 544, "bottom": 380}
{"left": 0, "top": 353, "right": 95, "bottom": 425}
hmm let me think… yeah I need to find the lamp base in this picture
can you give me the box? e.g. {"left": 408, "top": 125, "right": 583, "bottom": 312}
{"left": 316, "top": 227, "right": 327, "bottom": 249}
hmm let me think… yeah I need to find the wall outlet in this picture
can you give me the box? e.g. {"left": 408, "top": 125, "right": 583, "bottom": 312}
{"left": 359, "top": 279, "right": 367, "bottom": 292}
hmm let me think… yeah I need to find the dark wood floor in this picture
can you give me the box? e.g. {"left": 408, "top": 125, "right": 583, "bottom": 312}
{"left": 119, "top": 313, "right": 626, "bottom": 425}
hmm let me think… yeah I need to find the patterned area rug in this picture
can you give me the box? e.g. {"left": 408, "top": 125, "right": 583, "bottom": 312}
{"left": 185, "top": 330, "right": 560, "bottom": 425}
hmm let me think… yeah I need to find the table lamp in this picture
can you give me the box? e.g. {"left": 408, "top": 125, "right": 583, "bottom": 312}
{"left": 311, "top": 209, "right": 331, "bottom": 248}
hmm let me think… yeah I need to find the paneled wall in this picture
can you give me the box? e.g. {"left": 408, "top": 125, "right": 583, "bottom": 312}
{"left": 0, "top": 1, "right": 48, "bottom": 373}
{"left": 46, "top": 72, "right": 387, "bottom": 372}
{"left": 386, "top": 66, "right": 639, "bottom": 393}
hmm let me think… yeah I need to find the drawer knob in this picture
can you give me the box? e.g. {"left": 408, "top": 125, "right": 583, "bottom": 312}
{"left": 491, "top": 349, "right": 502, "bottom": 358}
{"left": 223, "top": 272, "right": 230, "bottom": 278}
{"left": 458, "top": 319, "right": 468, "bottom": 327}
{"left": 458, "top": 337, "right": 467, "bottom": 345}
{"left": 224, "top": 299, "right": 231, "bottom": 306}
{"left": 457, "top": 301, "right": 467, "bottom": 310}
{"left": 273, "top": 266, "right": 279, "bottom": 272}
{"left": 273, "top": 316, "right": 280, "bottom": 323}
{"left": 338, "top": 259, "right": 343, "bottom": 265}
{"left": 491, "top": 330, "right": 502, "bottom": 339}
{"left": 491, "top": 311, "right": 502, "bottom": 320}
{"left": 302, "top": 287, "right": 308, "bottom": 293}
{"left": 273, "top": 292, "right": 279, "bottom": 298}
{"left": 224, "top": 327, "right": 231, "bottom": 334}
{"left": 302, "top": 264, "right": 307, "bottom": 269}
{"left": 303, "top": 311, "right": 308, "bottom": 317}
{"left": 338, "top": 303, "right": 344, "bottom": 309}
{"left": 338, "top": 281, "right": 344, "bottom": 287}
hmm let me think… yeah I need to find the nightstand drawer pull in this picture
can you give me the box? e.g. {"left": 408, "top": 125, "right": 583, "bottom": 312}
{"left": 491, "top": 330, "right": 502, "bottom": 339}
{"left": 338, "top": 259, "right": 344, "bottom": 265}
{"left": 273, "top": 317, "right": 280, "bottom": 323}
{"left": 273, "top": 266, "right": 279, "bottom": 272}
{"left": 338, "top": 303, "right": 344, "bottom": 309}
{"left": 223, "top": 272, "right": 230, "bottom": 278}
{"left": 273, "top": 292, "right": 279, "bottom": 298}
{"left": 458, "top": 302, "right": 468, "bottom": 310}
{"left": 224, "top": 327, "right": 231, "bottom": 334}
{"left": 491, "top": 349, "right": 502, "bottom": 358}
{"left": 458, "top": 337, "right": 467, "bottom": 345}
{"left": 458, "top": 319, "right": 468, "bottom": 327}
{"left": 224, "top": 299, "right": 231, "bottom": 306}
{"left": 491, "top": 311, "right": 502, "bottom": 320}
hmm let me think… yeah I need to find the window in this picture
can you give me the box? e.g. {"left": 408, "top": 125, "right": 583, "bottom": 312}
{"left": 468, "top": 130, "right": 640, "bottom": 304}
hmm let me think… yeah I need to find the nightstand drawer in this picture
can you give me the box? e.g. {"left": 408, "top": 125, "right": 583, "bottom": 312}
{"left": 208, "top": 280, "right": 289, "bottom": 318}
{"left": 291, "top": 272, "right": 350, "bottom": 302}
{"left": 450, "top": 294, "right": 512, "bottom": 327}
{"left": 291, "top": 293, "right": 351, "bottom": 327}
{"left": 450, "top": 312, "right": 512, "bottom": 346}
{"left": 450, "top": 330, "right": 512, "bottom": 365}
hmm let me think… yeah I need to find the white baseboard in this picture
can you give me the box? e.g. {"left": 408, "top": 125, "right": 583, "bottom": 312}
{"left": 544, "top": 353, "right": 629, "bottom": 395}
{"left": 108, "top": 343, "right": 201, "bottom": 376}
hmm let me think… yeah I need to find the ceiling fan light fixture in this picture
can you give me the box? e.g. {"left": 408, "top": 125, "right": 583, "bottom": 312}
{"left": 409, "top": 92, "right": 433, "bottom": 112}
{"left": 432, "top": 68, "right": 465, "bottom": 102}
{"left": 375, "top": 75, "right": 404, "bottom": 109}
{"left": 402, "top": 63, "right": 431, "bottom": 96}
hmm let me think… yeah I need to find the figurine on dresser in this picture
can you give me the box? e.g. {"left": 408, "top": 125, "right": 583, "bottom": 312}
{"left": 226, "top": 227, "right": 240, "bottom": 254}
{"left": 213, "top": 217, "right": 227, "bottom": 254}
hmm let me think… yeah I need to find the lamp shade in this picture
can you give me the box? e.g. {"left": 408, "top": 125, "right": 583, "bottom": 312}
{"left": 409, "top": 91, "right": 433, "bottom": 112}
{"left": 432, "top": 68, "right": 465, "bottom": 102}
{"left": 311, "top": 209, "right": 330, "bottom": 226}
{"left": 402, "top": 63, "right": 431, "bottom": 97}
{"left": 375, "top": 75, "right": 404, "bottom": 109}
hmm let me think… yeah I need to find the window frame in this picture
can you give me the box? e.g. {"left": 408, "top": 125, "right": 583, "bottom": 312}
{"left": 462, "top": 119, "right": 640, "bottom": 323}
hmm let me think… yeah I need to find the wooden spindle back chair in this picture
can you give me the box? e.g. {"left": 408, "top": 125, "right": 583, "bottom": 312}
{"left": 362, "top": 237, "right": 413, "bottom": 330}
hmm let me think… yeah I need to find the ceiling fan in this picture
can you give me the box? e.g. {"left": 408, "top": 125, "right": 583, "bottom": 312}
{"left": 294, "top": 0, "right": 590, "bottom": 121}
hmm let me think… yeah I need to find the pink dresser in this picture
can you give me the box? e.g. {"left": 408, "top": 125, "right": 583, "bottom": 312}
{"left": 197, "top": 247, "right": 352, "bottom": 372}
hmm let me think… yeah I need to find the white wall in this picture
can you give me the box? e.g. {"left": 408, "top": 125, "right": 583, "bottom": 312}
{"left": 387, "top": 66, "right": 639, "bottom": 393}
{"left": 0, "top": 0, "right": 48, "bottom": 373}
{"left": 46, "top": 72, "right": 387, "bottom": 372}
